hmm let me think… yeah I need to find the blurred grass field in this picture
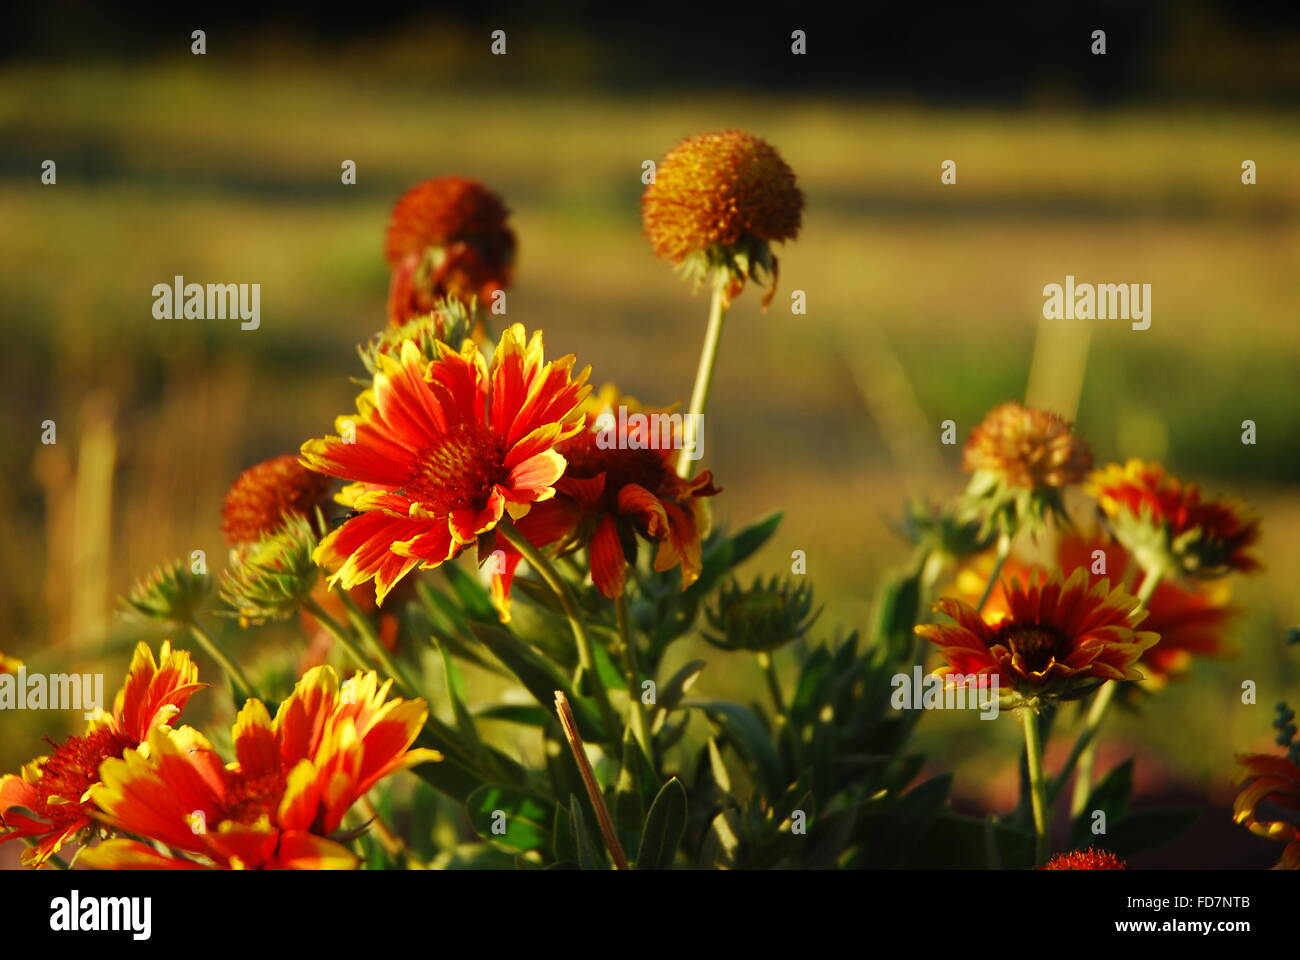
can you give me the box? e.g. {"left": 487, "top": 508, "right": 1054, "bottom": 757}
{"left": 2, "top": 52, "right": 1298, "bottom": 864}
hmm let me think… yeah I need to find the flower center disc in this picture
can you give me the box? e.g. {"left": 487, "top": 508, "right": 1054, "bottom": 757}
{"left": 1003, "top": 624, "right": 1068, "bottom": 674}
{"left": 409, "top": 422, "right": 507, "bottom": 514}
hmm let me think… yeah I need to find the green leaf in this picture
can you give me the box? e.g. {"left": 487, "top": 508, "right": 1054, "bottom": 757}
{"left": 1095, "top": 805, "right": 1201, "bottom": 858}
{"left": 684, "top": 699, "right": 784, "bottom": 799}
{"left": 570, "top": 796, "right": 606, "bottom": 870}
{"left": 466, "top": 784, "right": 551, "bottom": 855}
{"left": 443, "top": 562, "right": 498, "bottom": 622}
{"left": 1069, "top": 758, "right": 1134, "bottom": 849}
{"left": 552, "top": 799, "right": 577, "bottom": 864}
{"left": 475, "top": 703, "right": 550, "bottom": 727}
{"left": 469, "top": 622, "right": 604, "bottom": 740}
{"left": 656, "top": 659, "right": 707, "bottom": 716}
{"left": 866, "top": 773, "right": 952, "bottom": 867}
{"left": 868, "top": 568, "right": 923, "bottom": 665}
{"left": 636, "top": 778, "right": 687, "bottom": 870}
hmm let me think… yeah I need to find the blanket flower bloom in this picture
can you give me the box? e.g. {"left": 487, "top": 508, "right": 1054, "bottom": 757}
{"left": 916, "top": 567, "right": 1158, "bottom": 704}
{"left": 301, "top": 324, "right": 590, "bottom": 604}
{"left": 222, "top": 454, "right": 332, "bottom": 545}
{"left": 1233, "top": 749, "right": 1300, "bottom": 870}
{"left": 0, "top": 642, "right": 204, "bottom": 867}
{"left": 642, "top": 129, "right": 802, "bottom": 305}
{"left": 79, "top": 667, "right": 441, "bottom": 870}
{"left": 1088, "top": 459, "right": 1260, "bottom": 579}
{"left": 958, "top": 532, "right": 1236, "bottom": 686}
{"left": 385, "top": 176, "right": 516, "bottom": 325}
{"left": 960, "top": 402, "right": 1093, "bottom": 536}
{"left": 488, "top": 388, "right": 719, "bottom": 619}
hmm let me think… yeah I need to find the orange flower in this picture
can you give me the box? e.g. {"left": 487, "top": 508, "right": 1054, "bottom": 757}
{"left": 301, "top": 324, "right": 590, "bottom": 605}
{"left": 221, "top": 454, "right": 332, "bottom": 545}
{"left": 1042, "top": 848, "right": 1127, "bottom": 870}
{"left": 1088, "top": 459, "right": 1259, "bottom": 578}
{"left": 1233, "top": 751, "right": 1300, "bottom": 869}
{"left": 79, "top": 667, "right": 440, "bottom": 870}
{"left": 489, "top": 389, "right": 720, "bottom": 620}
{"left": 385, "top": 176, "right": 515, "bottom": 325}
{"left": 642, "top": 130, "right": 802, "bottom": 304}
{"left": 961, "top": 532, "right": 1236, "bottom": 685}
{"left": 963, "top": 402, "right": 1093, "bottom": 491}
{"left": 0, "top": 651, "right": 20, "bottom": 674}
{"left": 916, "top": 568, "right": 1157, "bottom": 703}
{"left": 0, "top": 642, "right": 204, "bottom": 867}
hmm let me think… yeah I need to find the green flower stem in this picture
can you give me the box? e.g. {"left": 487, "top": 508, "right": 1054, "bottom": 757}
{"left": 1062, "top": 563, "right": 1166, "bottom": 816}
{"left": 498, "top": 518, "right": 619, "bottom": 740}
{"left": 756, "top": 650, "right": 786, "bottom": 715}
{"left": 677, "top": 278, "right": 728, "bottom": 479}
{"left": 615, "top": 592, "right": 652, "bottom": 759}
{"left": 975, "top": 532, "right": 1013, "bottom": 613}
{"left": 1021, "top": 707, "right": 1050, "bottom": 867}
{"left": 301, "top": 594, "right": 377, "bottom": 676}
{"left": 334, "top": 586, "right": 422, "bottom": 699}
{"left": 187, "top": 621, "right": 260, "bottom": 703}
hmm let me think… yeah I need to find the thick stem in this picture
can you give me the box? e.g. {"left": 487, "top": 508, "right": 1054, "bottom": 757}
{"left": 975, "top": 532, "right": 1012, "bottom": 613}
{"left": 498, "top": 518, "right": 618, "bottom": 739}
{"left": 677, "top": 280, "right": 728, "bottom": 479}
{"left": 301, "top": 595, "right": 375, "bottom": 674}
{"left": 615, "top": 593, "right": 652, "bottom": 758}
{"left": 1061, "top": 564, "right": 1166, "bottom": 814}
{"left": 188, "top": 622, "right": 260, "bottom": 703}
{"left": 1021, "top": 707, "right": 1050, "bottom": 866}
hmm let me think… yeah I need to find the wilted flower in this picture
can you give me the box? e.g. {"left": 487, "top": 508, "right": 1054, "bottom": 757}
{"left": 79, "top": 667, "right": 440, "bottom": 870}
{"left": 385, "top": 176, "right": 515, "bottom": 325}
{"left": 221, "top": 454, "right": 332, "bottom": 546}
{"left": 487, "top": 387, "right": 719, "bottom": 620}
{"left": 961, "top": 402, "right": 1093, "bottom": 537}
{"left": 302, "top": 324, "right": 589, "bottom": 605}
{"left": 917, "top": 568, "right": 1158, "bottom": 705}
{"left": 1088, "top": 459, "right": 1260, "bottom": 579}
{"left": 219, "top": 512, "right": 321, "bottom": 626}
{"left": 703, "top": 576, "right": 818, "bottom": 653}
{"left": 122, "top": 559, "right": 212, "bottom": 625}
{"left": 642, "top": 129, "right": 803, "bottom": 306}
{"left": 0, "top": 642, "right": 204, "bottom": 867}
{"left": 1042, "top": 848, "right": 1127, "bottom": 870}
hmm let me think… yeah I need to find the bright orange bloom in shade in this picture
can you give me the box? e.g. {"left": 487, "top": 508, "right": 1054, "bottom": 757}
{"left": 916, "top": 568, "right": 1158, "bottom": 701}
{"left": 961, "top": 532, "right": 1236, "bottom": 685}
{"left": 0, "top": 642, "right": 204, "bottom": 867}
{"left": 80, "top": 667, "right": 440, "bottom": 870}
{"left": 385, "top": 176, "right": 516, "bottom": 325}
{"left": 300, "top": 324, "right": 590, "bottom": 605}
{"left": 643, "top": 130, "right": 802, "bottom": 262}
{"left": 221, "top": 454, "right": 332, "bottom": 545}
{"left": 963, "top": 403, "right": 1093, "bottom": 490}
{"left": 488, "top": 389, "right": 720, "bottom": 620}
{"left": 1233, "top": 752, "right": 1300, "bottom": 869}
{"left": 1042, "top": 848, "right": 1127, "bottom": 870}
{"left": 1088, "top": 459, "right": 1260, "bottom": 577}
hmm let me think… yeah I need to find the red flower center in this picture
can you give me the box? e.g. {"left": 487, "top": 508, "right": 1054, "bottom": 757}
{"left": 1001, "top": 624, "right": 1068, "bottom": 673}
{"left": 408, "top": 422, "right": 507, "bottom": 514}
{"left": 220, "top": 769, "right": 287, "bottom": 826}
{"left": 36, "top": 727, "right": 135, "bottom": 822}
{"left": 563, "top": 431, "right": 675, "bottom": 510}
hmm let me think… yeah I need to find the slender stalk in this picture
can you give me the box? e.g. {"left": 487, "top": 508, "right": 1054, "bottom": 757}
{"left": 756, "top": 650, "right": 786, "bottom": 715}
{"left": 976, "top": 532, "right": 1012, "bottom": 613}
{"left": 1063, "top": 563, "right": 1166, "bottom": 815}
{"left": 301, "top": 594, "right": 374, "bottom": 674}
{"left": 615, "top": 593, "right": 652, "bottom": 758}
{"left": 677, "top": 279, "right": 728, "bottom": 479}
{"left": 188, "top": 621, "right": 260, "bottom": 703}
{"left": 359, "top": 794, "right": 411, "bottom": 862}
{"left": 334, "top": 586, "right": 422, "bottom": 698}
{"left": 498, "top": 518, "right": 618, "bottom": 739}
{"left": 555, "top": 691, "right": 630, "bottom": 870}
{"left": 1021, "top": 707, "right": 1050, "bottom": 866}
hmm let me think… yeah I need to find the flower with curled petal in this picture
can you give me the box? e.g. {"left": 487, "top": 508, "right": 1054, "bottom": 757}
{"left": 301, "top": 323, "right": 590, "bottom": 605}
